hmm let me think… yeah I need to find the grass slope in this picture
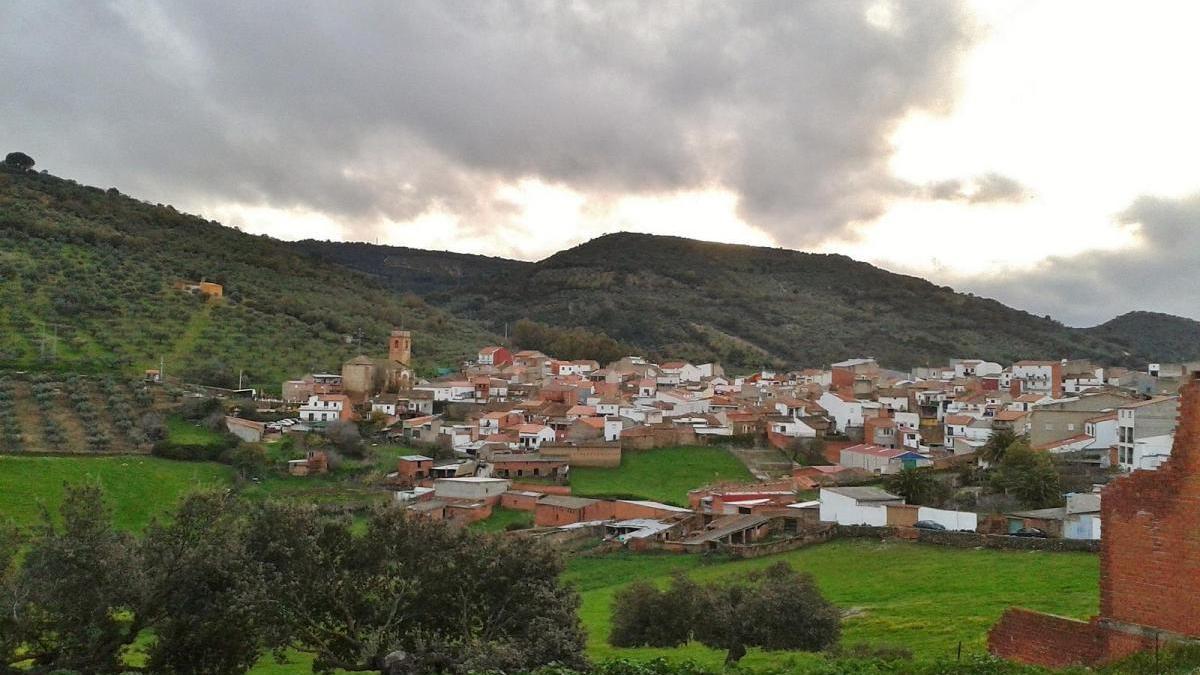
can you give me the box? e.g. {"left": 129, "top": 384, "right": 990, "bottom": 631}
{"left": 0, "top": 167, "right": 497, "bottom": 390}
{"left": 0, "top": 455, "right": 233, "bottom": 531}
{"left": 565, "top": 540, "right": 1099, "bottom": 668}
{"left": 569, "top": 446, "right": 753, "bottom": 506}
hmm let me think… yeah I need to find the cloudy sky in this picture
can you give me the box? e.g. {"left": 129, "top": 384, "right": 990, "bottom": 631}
{"left": 3, "top": 1, "right": 1199, "bottom": 326}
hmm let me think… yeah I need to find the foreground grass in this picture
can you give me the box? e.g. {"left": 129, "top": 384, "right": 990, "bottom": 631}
{"left": 564, "top": 539, "right": 1099, "bottom": 669}
{"left": 570, "top": 446, "right": 753, "bottom": 506}
{"left": 0, "top": 455, "right": 233, "bottom": 530}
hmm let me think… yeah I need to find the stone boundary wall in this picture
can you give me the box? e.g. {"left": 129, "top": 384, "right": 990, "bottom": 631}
{"left": 722, "top": 526, "right": 836, "bottom": 558}
{"left": 916, "top": 528, "right": 1100, "bottom": 552}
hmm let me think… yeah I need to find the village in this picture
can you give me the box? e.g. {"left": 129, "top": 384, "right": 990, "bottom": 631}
{"left": 209, "top": 327, "right": 1190, "bottom": 555}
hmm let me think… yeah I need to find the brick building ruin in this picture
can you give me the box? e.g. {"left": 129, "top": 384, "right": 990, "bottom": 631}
{"left": 988, "top": 374, "right": 1200, "bottom": 667}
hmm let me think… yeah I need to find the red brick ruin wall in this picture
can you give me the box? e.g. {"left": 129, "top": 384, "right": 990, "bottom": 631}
{"left": 1100, "top": 378, "right": 1200, "bottom": 634}
{"left": 988, "top": 609, "right": 1153, "bottom": 669}
{"left": 989, "top": 377, "right": 1200, "bottom": 667}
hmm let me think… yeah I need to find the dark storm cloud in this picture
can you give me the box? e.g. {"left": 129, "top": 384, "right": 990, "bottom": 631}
{"left": 0, "top": 0, "right": 976, "bottom": 249}
{"left": 955, "top": 193, "right": 1200, "bottom": 325}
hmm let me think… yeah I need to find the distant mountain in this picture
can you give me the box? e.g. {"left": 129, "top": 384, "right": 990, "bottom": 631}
{"left": 426, "top": 232, "right": 1176, "bottom": 370}
{"left": 1082, "top": 312, "right": 1200, "bottom": 364}
{"left": 289, "top": 239, "right": 529, "bottom": 296}
{"left": 0, "top": 167, "right": 495, "bottom": 389}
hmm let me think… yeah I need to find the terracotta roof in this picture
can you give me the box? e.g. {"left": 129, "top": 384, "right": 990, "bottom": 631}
{"left": 944, "top": 414, "right": 975, "bottom": 425}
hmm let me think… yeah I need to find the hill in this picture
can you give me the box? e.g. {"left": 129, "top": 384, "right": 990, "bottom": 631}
{"left": 1082, "top": 311, "right": 1200, "bottom": 364}
{"left": 431, "top": 232, "right": 1163, "bottom": 369}
{"left": 0, "top": 166, "right": 496, "bottom": 390}
{"left": 288, "top": 239, "right": 530, "bottom": 296}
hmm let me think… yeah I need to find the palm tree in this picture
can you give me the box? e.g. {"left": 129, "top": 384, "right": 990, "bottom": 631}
{"left": 979, "top": 429, "right": 1019, "bottom": 465}
{"left": 885, "top": 466, "right": 941, "bottom": 505}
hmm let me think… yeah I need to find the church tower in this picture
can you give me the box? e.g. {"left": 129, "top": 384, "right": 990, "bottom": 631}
{"left": 389, "top": 329, "right": 411, "bottom": 365}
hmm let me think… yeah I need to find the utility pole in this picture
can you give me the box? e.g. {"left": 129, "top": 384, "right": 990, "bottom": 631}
{"left": 238, "top": 368, "right": 244, "bottom": 391}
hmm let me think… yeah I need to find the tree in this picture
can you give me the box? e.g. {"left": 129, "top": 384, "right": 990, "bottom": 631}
{"left": 786, "top": 437, "right": 827, "bottom": 466}
{"left": 326, "top": 419, "right": 364, "bottom": 457}
{"left": 609, "top": 573, "right": 703, "bottom": 648}
{"left": 246, "top": 502, "right": 586, "bottom": 673}
{"left": 885, "top": 466, "right": 948, "bottom": 506}
{"left": 3, "top": 152, "right": 34, "bottom": 171}
{"left": 991, "top": 442, "right": 1063, "bottom": 509}
{"left": 18, "top": 485, "right": 144, "bottom": 673}
{"left": 141, "top": 491, "right": 271, "bottom": 675}
{"left": 979, "top": 429, "right": 1019, "bottom": 465}
{"left": 694, "top": 562, "right": 840, "bottom": 664}
{"left": 0, "top": 525, "right": 27, "bottom": 672}
{"left": 609, "top": 562, "right": 840, "bottom": 665}
{"left": 228, "top": 442, "right": 269, "bottom": 479}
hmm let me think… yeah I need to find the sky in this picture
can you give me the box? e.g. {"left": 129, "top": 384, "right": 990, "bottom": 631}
{"left": 3, "top": 0, "right": 1199, "bottom": 326}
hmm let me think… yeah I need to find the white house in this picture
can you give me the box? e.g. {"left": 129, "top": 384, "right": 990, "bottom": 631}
{"left": 414, "top": 381, "right": 475, "bottom": 402}
{"left": 433, "top": 476, "right": 511, "bottom": 501}
{"left": 818, "top": 486, "right": 904, "bottom": 526}
{"left": 877, "top": 395, "right": 910, "bottom": 412}
{"left": 768, "top": 416, "right": 817, "bottom": 439}
{"left": 1012, "top": 360, "right": 1060, "bottom": 396}
{"left": 604, "top": 417, "right": 622, "bottom": 442}
{"left": 299, "top": 394, "right": 350, "bottom": 423}
{"left": 818, "top": 391, "right": 865, "bottom": 434}
{"left": 517, "top": 423, "right": 556, "bottom": 450}
{"left": 1116, "top": 396, "right": 1179, "bottom": 471}
{"left": 954, "top": 359, "right": 1002, "bottom": 378}
{"left": 656, "top": 389, "right": 710, "bottom": 417}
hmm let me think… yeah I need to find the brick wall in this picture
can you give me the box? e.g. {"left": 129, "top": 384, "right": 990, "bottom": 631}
{"left": 988, "top": 609, "right": 1153, "bottom": 669}
{"left": 989, "top": 376, "right": 1200, "bottom": 667}
{"left": 1100, "top": 378, "right": 1200, "bottom": 636}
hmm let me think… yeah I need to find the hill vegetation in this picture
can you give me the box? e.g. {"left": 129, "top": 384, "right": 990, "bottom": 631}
{"left": 6, "top": 160, "right": 1199, "bottom": 379}
{"left": 0, "top": 165, "right": 495, "bottom": 391}
{"left": 1082, "top": 311, "right": 1200, "bottom": 364}
{"left": 438, "top": 233, "right": 1191, "bottom": 370}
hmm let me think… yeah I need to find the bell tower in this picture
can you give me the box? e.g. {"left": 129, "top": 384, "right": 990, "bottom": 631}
{"left": 389, "top": 329, "right": 411, "bottom": 365}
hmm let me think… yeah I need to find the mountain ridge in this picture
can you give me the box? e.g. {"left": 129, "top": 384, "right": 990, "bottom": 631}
{"left": 4, "top": 162, "right": 1196, "bottom": 378}
{"left": 301, "top": 232, "right": 1200, "bottom": 369}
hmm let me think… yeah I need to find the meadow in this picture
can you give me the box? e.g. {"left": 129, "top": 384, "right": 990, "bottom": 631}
{"left": 569, "top": 446, "right": 753, "bottom": 505}
{"left": 563, "top": 539, "right": 1099, "bottom": 669}
{"left": 0, "top": 454, "right": 233, "bottom": 530}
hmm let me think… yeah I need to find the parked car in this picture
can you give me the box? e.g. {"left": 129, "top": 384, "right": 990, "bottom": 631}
{"left": 914, "top": 520, "right": 947, "bottom": 531}
{"left": 1012, "top": 527, "right": 1048, "bottom": 538}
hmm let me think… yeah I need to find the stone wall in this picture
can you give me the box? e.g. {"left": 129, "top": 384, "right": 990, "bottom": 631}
{"left": 916, "top": 529, "right": 1100, "bottom": 552}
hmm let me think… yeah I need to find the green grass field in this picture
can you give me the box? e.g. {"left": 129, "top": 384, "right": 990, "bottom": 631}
{"left": 469, "top": 507, "right": 534, "bottom": 532}
{"left": 0, "top": 455, "right": 233, "bottom": 530}
{"left": 570, "top": 446, "right": 753, "bottom": 505}
{"left": 166, "top": 415, "right": 227, "bottom": 446}
{"left": 564, "top": 539, "right": 1099, "bottom": 668}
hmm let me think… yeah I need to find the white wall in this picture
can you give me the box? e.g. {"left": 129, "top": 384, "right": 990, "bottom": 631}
{"left": 819, "top": 491, "right": 889, "bottom": 526}
{"left": 916, "top": 506, "right": 977, "bottom": 532}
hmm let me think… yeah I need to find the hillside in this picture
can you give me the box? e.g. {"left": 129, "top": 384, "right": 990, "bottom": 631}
{"left": 1082, "top": 311, "right": 1200, "bottom": 364}
{"left": 289, "top": 239, "right": 529, "bottom": 296}
{"left": 433, "top": 233, "right": 1167, "bottom": 369}
{"left": 0, "top": 167, "right": 495, "bottom": 390}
